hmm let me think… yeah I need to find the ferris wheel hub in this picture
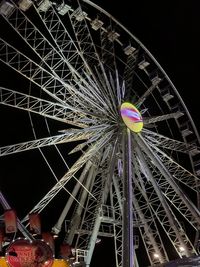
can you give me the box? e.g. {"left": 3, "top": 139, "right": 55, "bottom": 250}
{"left": 120, "top": 102, "right": 143, "bottom": 133}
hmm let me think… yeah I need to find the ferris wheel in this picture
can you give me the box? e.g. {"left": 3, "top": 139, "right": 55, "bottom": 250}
{"left": 0, "top": 0, "right": 200, "bottom": 266}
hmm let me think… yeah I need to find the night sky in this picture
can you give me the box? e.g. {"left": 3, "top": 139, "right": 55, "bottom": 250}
{"left": 94, "top": 0, "right": 200, "bottom": 128}
{"left": 0, "top": 0, "right": 200, "bottom": 266}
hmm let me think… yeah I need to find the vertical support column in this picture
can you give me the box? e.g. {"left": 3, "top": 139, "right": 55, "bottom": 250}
{"left": 122, "top": 128, "right": 134, "bottom": 267}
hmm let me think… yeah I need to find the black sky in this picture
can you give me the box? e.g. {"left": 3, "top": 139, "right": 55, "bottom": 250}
{"left": 94, "top": 0, "right": 200, "bottom": 127}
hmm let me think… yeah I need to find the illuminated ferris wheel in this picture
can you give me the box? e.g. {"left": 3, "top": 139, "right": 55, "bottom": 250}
{"left": 0, "top": 0, "right": 200, "bottom": 266}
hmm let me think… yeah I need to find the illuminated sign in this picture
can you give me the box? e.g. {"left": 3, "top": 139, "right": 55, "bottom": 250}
{"left": 120, "top": 102, "right": 143, "bottom": 133}
{"left": 6, "top": 238, "right": 54, "bottom": 267}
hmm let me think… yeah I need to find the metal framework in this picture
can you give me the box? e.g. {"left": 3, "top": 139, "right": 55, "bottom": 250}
{"left": 0, "top": 0, "right": 200, "bottom": 266}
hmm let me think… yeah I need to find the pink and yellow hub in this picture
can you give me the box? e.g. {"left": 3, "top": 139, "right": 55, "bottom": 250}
{"left": 120, "top": 102, "right": 143, "bottom": 133}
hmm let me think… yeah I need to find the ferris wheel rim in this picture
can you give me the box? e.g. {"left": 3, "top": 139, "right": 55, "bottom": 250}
{"left": 0, "top": 0, "right": 200, "bottom": 266}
